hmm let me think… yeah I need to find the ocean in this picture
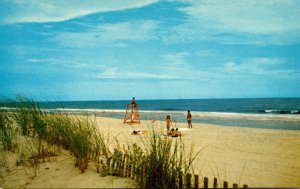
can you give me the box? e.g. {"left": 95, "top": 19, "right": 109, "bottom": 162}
{"left": 35, "top": 98, "right": 300, "bottom": 131}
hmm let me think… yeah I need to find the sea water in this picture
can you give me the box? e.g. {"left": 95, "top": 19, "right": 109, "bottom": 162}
{"left": 2, "top": 98, "right": 300, "bottom": 131}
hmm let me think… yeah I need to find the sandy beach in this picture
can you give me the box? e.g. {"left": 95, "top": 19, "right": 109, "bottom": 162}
{"left": 2, "top": 116, "right": 300, "bottom": 188}
{"left": 94, "top": 117, "right": 300, "bottom": 188}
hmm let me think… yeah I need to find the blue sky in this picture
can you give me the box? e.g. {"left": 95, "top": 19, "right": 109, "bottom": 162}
{"left": 1, "top": 0, "right": 300, "bottom": 101}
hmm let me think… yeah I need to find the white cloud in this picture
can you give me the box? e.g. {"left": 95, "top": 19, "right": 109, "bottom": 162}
{"left": 222, "top": 57, "right": 299, "bottom": 79}
{"left": 95, "top": 20, "right": 158, "bottom": 43}
{"left": 27, "top": 57, "right": 105, "bottom": 70}
{"left": 224, "top": 58, "right": 286, "bottom": 73}
{"left": 161, "top": 52, "right": 189, "bottom": 66}
{"left": 165, "top": 0, "right": 300, "bottom": 45}
{"left": 94, "top": 67, "right": 179, "bottom": 79}
{"left": 53, "top": 20, "right": 159, "bottom": 47}
{"left": 27, "top": 58, "right": 58, "bottom": 65}
{"left": 160, "top": 52, "right": 195, "bottom": 78}
{"left": 180, "top": 0, "right": 300, "bottom": 34}
{"left": 159, "top": 52, "right": 215, "bottom": 80}
{"left": 195, "top": 50, "right": 218, "bottom": 58}
{"left": 224, "top": 58, "right": 282, "bottom": 73}
{"left": 1, "top": 0, "right": 158, "bottom": 24}
{"left": 95, "top": 56, "right": 299, "bottom": 81}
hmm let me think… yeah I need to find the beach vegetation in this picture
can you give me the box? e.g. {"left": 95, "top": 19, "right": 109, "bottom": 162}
{"left": 0, "top": 109, "right": 16, "bottom": 152}
{"left": 10, "top": 95, "right": 51, "bottom": 161}
{"left": 1, "top": 95, "right": 200, "bottom": 188}
{"left": 126, "top": 129, "right": 199, "bottom": 188}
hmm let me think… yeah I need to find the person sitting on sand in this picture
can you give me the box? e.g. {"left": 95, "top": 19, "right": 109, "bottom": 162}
{"left": 169, "top": 128, "right": 181, "bottom": 137}
{"left": 165, "top": 115, "right": 172, "bottom": 133}
{"left": 175, "top": 128, "right": 182, "bottom": 137}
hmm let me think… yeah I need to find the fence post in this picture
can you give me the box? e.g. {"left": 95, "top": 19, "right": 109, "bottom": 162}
{"left": 120, "top": 152, "right": 125, "bottom": 176}
{"left": 116, "top": 161, "right": 121, "bottom": 176}
{"left": 125, "top": 155, "right": 130, "bottom": 177}
{"left": 128, "top": 163, "right": 132, "bottom": 178}
{"left": 204, "top": 177, "right": 209, "bottom": 189}
{"left": 186, "top": 173, "right": 191, "bottom": 189}
{"left": 179, "top": 171, "right": 183, "bottom": 189}
{"left": 135, "top": 165, "right": 140, "bottom": 182}
{"left": 223, "top": 181, "right": 228, "bottom": 188}
{"left": 96, "top": 157, "right": 100, "bottom": 173}
{"left": 171, "top": 175, "right": 176, "bottom": 189}
{"left": 111, "top": 158, "right": 116, "bottom": 175}
{"left": 194, "top": 174, "right": 199, "bottom": 189}
{"left": 213, "top": 178, "right": 218, "bottom": 188}
{"left": 233, "top": 183, "right": 238, "bottom": 188}
{"left": 122, "top": 154, "right": 126, "bottom": 177}
{"left": 131, "top": 161, "right": 135, "bottom": 180}
{"left": 107, "top": 158, "right": 111, "bottom": 174}
{"left": 139, "top": 166, "right": 147, "bottom": 188}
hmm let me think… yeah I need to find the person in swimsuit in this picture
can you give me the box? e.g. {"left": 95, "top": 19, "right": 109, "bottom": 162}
{"left": 131, "top": 97, "right": 136, "bottom": 106}
{"left": 187, "top": 110, "right": 192, "bottom": 128}
{"left": 170, "top": 128, "right": 181, "bottom": 137}
{"left": 166, "top": 115, "right": 172, "bottom": 134}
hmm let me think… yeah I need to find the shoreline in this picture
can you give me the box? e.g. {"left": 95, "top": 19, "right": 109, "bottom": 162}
{"left": 93, "top": 112, "right": 300, "bottom": 131}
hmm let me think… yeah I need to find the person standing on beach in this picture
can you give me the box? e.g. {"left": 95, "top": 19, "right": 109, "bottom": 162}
{"left": 166, "top": 115, "right": 172, "bottom": 134}
{"left": 131, "top": 97, "right": 136, "bottom": 106}
{"left": 187, "top": 110, "right": 192, "bottom": 128}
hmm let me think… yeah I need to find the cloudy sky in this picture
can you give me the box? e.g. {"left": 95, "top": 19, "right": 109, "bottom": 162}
{"left": 1, "top": 0, "right": 300, "bottom": 100}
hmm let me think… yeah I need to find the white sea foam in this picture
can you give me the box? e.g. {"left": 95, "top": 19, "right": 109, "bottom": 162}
{"left": 56, "top": 108, "right": 300, "bottom": 122}
{"left": 2, "top": 107, "right": 300, "bottom": 122}
{"left": 191, "top": 111, "right": 300, "bottom": 122}
{"left": 55, "top": 108, "right": 125, "bottom": 113}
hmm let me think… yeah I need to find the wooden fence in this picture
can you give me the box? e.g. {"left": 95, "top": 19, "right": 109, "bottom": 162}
{"left": 96, "top": 151, "right": 249, "bottom": 188}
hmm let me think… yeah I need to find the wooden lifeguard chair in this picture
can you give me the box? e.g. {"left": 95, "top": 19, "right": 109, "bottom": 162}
{"left": 123, "top": 104, "right": 140, "bottom": 124}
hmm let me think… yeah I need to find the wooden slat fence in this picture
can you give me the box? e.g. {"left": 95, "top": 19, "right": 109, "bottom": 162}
{"left": 99, "top": 150, "right": 249, "bottom": 188}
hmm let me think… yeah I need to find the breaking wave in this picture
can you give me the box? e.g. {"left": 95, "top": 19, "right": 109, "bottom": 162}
{"left": 258, "top": 110, "right": 300, "bottom": 114}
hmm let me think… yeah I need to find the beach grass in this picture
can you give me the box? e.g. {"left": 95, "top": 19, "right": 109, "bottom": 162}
{"left": 1, "top": 95, "right": 200, "bottom": 188}
{"left": 9, "top": 95, "right": 51, "bottom": 161}
{"left": 0, "top": 109, "right": 16, "bottom": 152}
{"left": 125, "top": 128, "right": 200, "bottom": 188}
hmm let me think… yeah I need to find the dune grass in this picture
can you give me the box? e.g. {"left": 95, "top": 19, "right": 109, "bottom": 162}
{"left": 1, "top": 95, "right": 200, "bottom": 188}
{"left": 9, "top": 95, "right": 52, "bottom": 162}
{"left": 0, "top": 109, "right": 16, "bottom": 152}
{"left": 126, "top": 130, "right": 199, "bottom": 188}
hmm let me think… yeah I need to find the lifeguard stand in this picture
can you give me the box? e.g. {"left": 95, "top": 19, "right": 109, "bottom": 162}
{"left": 123, "top": 104, "right": 140, "bottom": 124}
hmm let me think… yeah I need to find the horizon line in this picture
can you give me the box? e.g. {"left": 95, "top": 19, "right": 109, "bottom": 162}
{"left": 37, "top": 96, "right": 300, "bottom": 102}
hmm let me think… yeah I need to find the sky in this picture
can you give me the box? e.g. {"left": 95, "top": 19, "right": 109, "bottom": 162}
{"left": 1, "top": 0, "right": 300, "bottom": 101}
